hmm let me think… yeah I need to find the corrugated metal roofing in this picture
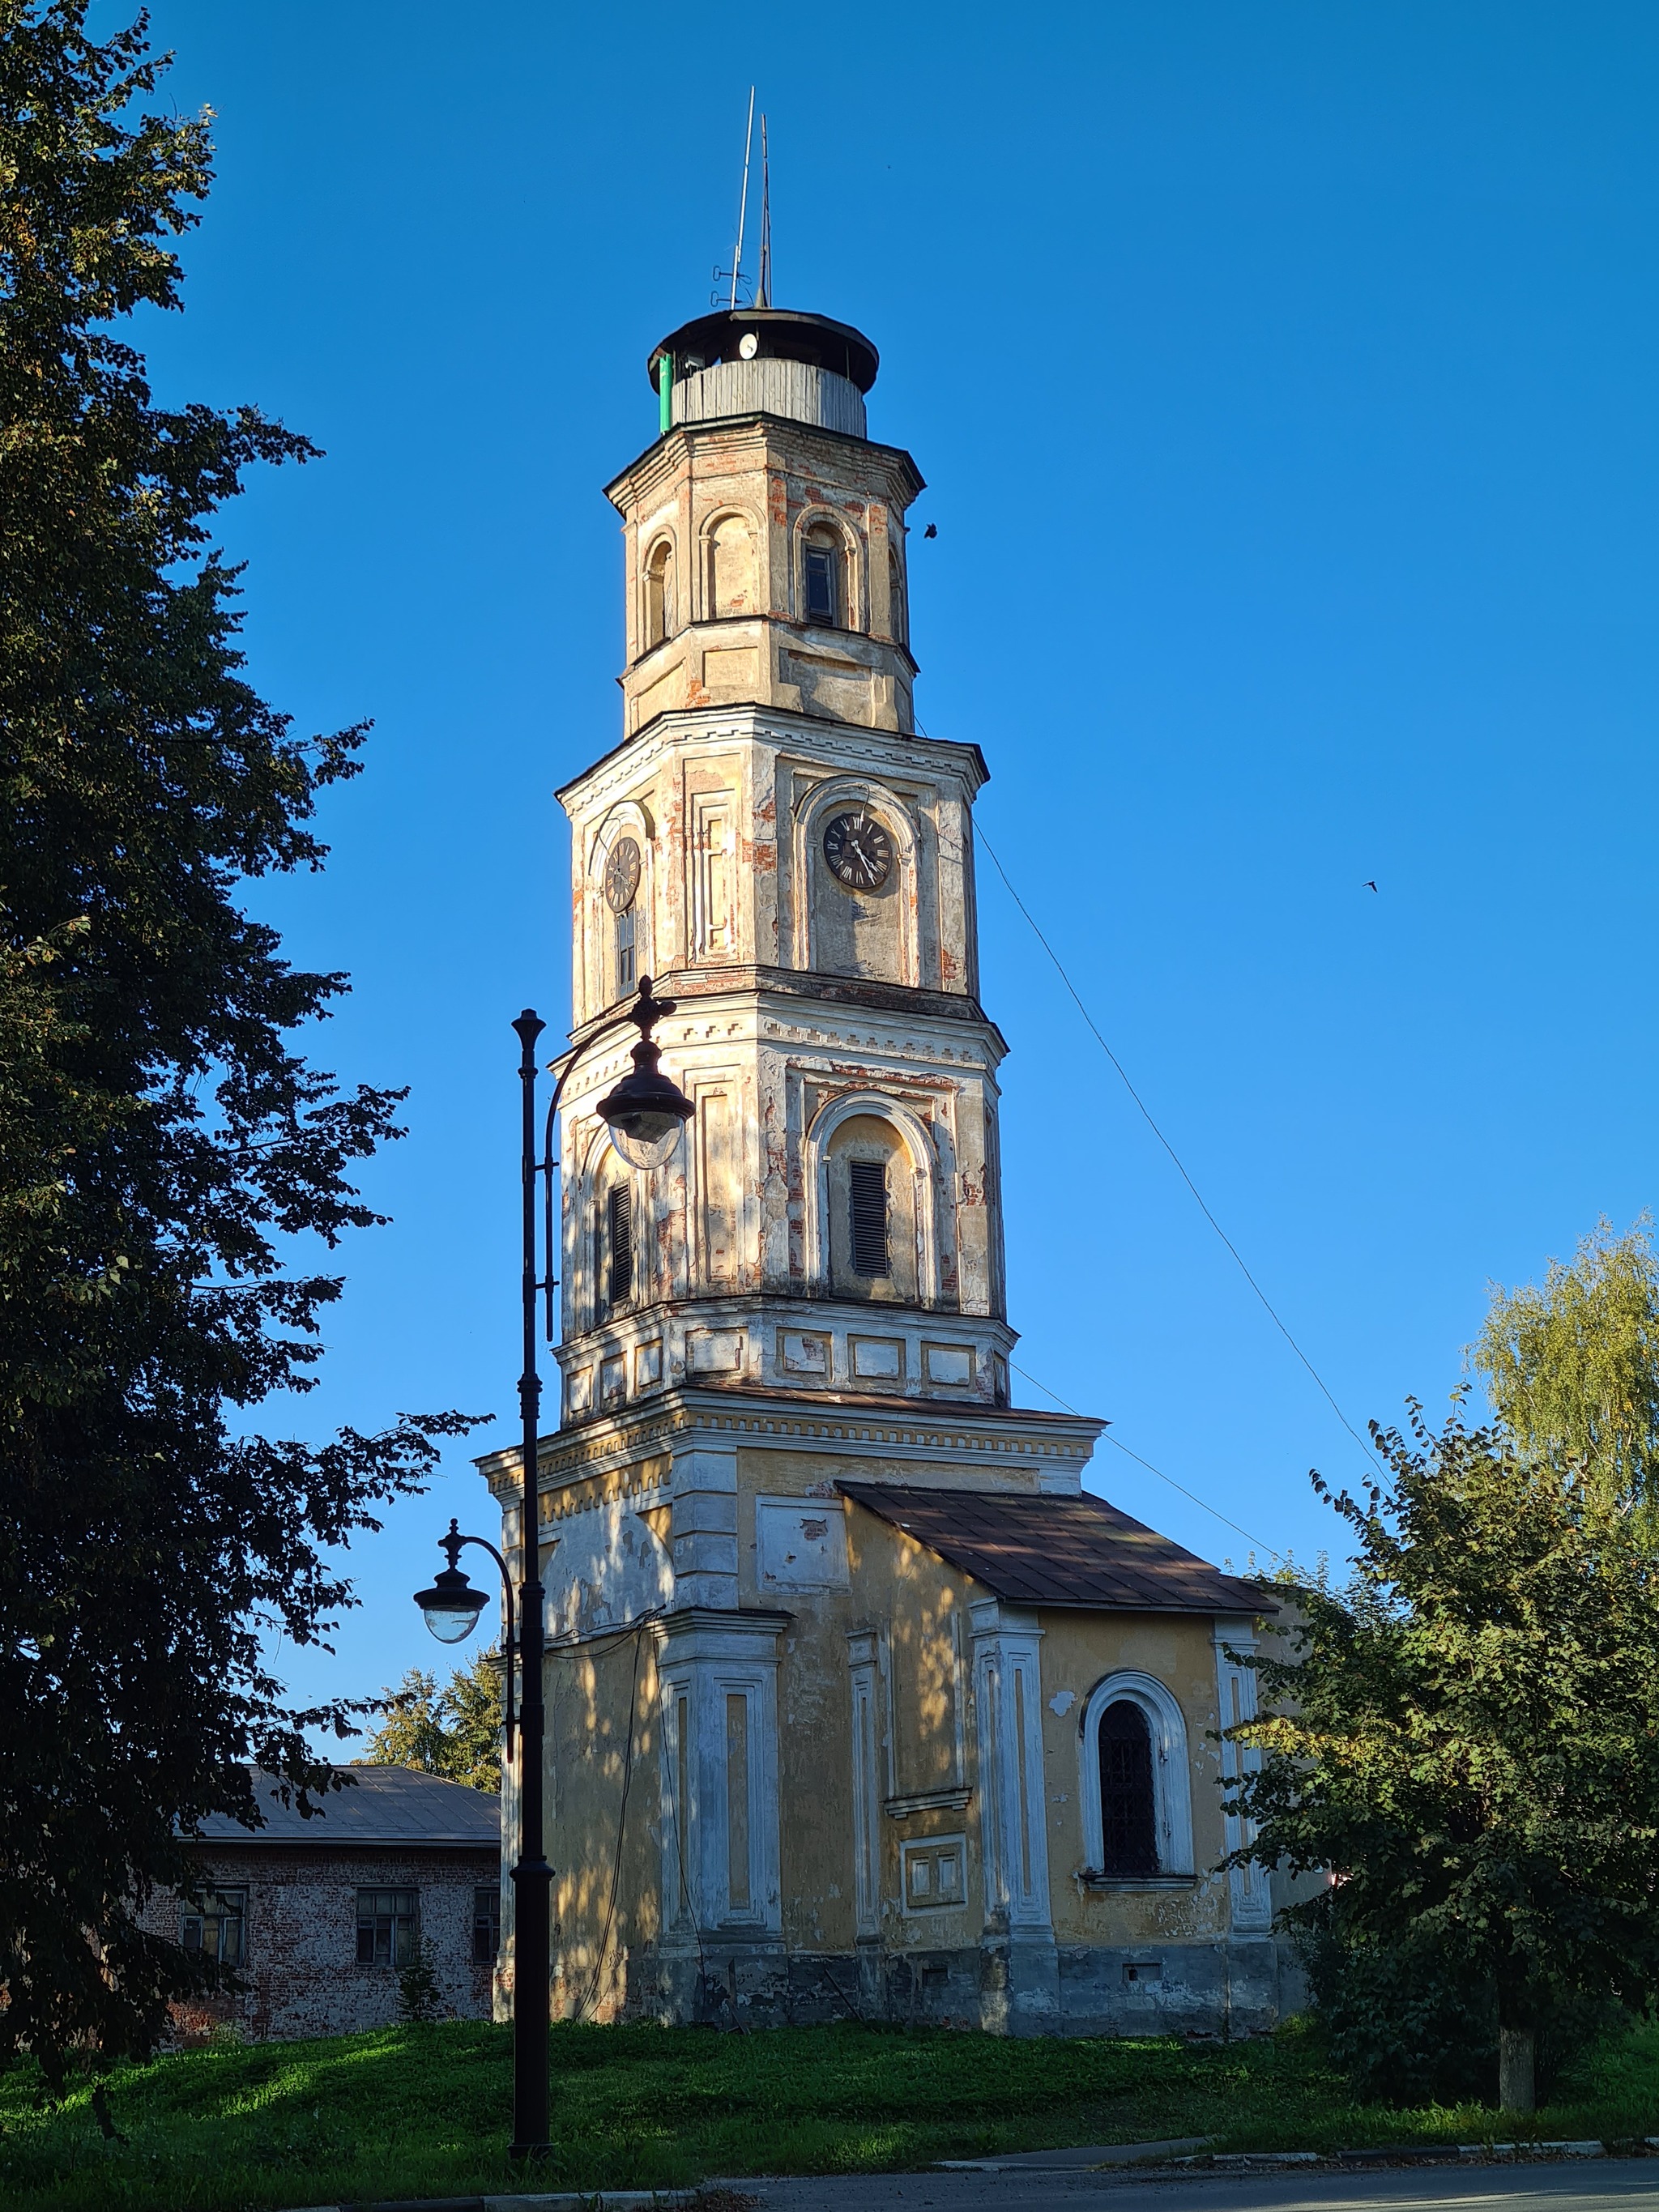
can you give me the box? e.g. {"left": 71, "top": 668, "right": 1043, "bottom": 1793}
{"left": 838, "top": 1482, "right": 1275, "bottom": 1617}
{"left": 186, "top": 1766, "right": 501, "bottom": 1848}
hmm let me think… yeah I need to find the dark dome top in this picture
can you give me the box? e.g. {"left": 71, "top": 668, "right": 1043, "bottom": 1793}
{"left": 647, "top": 309, "right": 878, "bottom": 395}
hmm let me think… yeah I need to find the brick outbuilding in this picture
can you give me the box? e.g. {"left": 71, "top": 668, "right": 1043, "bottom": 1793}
{"left": 150, "top": 1765, "right": 501, "bottom": 2041}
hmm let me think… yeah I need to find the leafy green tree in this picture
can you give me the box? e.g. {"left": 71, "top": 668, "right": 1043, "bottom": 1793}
{"left": 0, "top": 2, "right": 477, "bottom": 2084}
{"left": 1234, "top": 1400, "right": 1659, "bottom": 2112}
{"left": 1475, "top": 1217, "right": 1659, "bottom": 1514}
{"left": 365, "top": 1656, "right": 503, "bottom": 1793}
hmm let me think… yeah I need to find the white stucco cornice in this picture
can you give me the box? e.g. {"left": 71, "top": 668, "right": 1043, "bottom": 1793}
{"left": 554, "top": 704, "right": 989, "bottom": 816}
{"left": 476, "top": 1384, "right": 1104, "bottom": 1500}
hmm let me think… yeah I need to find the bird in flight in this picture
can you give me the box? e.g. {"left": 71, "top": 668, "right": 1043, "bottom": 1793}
{"left": 1363, "top": 880, "right": 1377, "bottom": 893}
{"left": 923, "top": 522, "right": 937, "bottom": 539}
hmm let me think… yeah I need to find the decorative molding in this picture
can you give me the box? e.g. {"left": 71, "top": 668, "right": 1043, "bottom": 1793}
{"left": 1077, "top": 1669, "right": 1196, "bottom": 1881}
{"left": 1214, "top": 1618, "right": 1273, "bottom": 1933}
{"left": 557, "top": 702, "right": 986, "bottom": 819}
{"left": 884, "top": 1787, "right": 972, "bottom": 1820}
{"left": 478, "top": 1385, "right": 1099, "bottom": 1498}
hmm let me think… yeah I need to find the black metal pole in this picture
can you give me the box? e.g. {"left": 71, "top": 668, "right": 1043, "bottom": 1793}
{"left": 509, "top": 1008, "right": 551, "bottom": 2159}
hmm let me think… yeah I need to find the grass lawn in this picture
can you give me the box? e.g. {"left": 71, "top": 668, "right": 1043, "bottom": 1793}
{"left": 5, "top": 2015, "right": 1659, "bottom": 2212}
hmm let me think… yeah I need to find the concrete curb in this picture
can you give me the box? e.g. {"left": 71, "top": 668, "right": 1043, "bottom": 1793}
{"left": 938, "top": 2137, "right": 1214, "bottom": 2172}
{"left": 283, "top": 2193, "right": 704, "bottom": 2212}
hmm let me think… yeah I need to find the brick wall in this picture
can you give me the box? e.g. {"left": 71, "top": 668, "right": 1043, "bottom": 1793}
{"left": 143, "top": 1844, "right": 500, "bottom": 2042}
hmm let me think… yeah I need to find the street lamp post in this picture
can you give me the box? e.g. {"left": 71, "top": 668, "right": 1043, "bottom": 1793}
{"left": 412, "top": 979, "right": 693, "bottom": 2160}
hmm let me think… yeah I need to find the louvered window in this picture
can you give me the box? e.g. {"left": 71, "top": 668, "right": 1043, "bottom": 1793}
{"left": 607, "top": 1183, "right": 633, "bottom": 1304}
{"left": 615, "top": 903, "right": 636, "bottom": 992}
{"left": 848, "top": 1158, "right": 888, "bottom": 1279}
{"left": 1098, "top": 1700, "right": 1158, "bottom": 1876}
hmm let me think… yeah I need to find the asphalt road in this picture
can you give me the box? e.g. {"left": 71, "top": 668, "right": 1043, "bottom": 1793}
{"left": 725, "top": 2159, "right": 1659, "bottom": 2212}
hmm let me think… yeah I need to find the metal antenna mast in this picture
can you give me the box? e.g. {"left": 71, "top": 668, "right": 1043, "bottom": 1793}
{"left": 757, "top": 114, "right": 772, "bottom": 308}
{"left": 730, "top": 86, "right": 756, "bottom": 311}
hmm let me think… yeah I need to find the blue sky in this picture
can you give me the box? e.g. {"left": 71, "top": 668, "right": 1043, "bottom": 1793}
{"left": 120, "top": 1, "right": 1659, "bottom": 1730}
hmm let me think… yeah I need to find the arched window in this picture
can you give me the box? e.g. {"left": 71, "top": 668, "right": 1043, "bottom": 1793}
{"left": 1098, "top": 1702, "right": 1157, "bottom": 1876}
{"left": 1078, "top": 1673, "right": 1194, "bottom": 1880}
{"left": 644, "top": 539, "right": 675, "bottom": 650}
{"left": 804, "top": 522, "right": 842, "bottom": 628}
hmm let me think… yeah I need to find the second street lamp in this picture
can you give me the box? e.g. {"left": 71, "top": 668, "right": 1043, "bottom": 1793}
{"left": 412, "top": 977, "right": 693, "bottom": 2161}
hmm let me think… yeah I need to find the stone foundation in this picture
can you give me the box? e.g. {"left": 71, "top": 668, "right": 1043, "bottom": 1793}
{"left": 607, "top": 1934, "right": 1297, "bottom": 2037}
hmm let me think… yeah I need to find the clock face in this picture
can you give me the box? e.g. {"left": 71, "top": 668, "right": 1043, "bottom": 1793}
{"left": 823, "top": 810, "right": 893, "bottom": 893}
{"left": 603, "top": 836, "right": 642, "bottom": 914}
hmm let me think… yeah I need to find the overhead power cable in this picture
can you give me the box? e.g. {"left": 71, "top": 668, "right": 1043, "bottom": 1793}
{"left": 1010, "top": 1359, "right": 1282, "bottom": 1562}
{"left": 978, "top": 829, "right": 1373, "bottom": 1470}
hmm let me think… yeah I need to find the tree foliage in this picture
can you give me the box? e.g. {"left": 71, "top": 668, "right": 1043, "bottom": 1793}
{"left": 1474, "top": 1217, "right": 1659, "bottom": 1516}
{"left": 363, "top": 1659, "right": 503, "bottom": 1794}
{"left": 0, "top": 2, "right": 479, "bottom": 2082}
{"left": 1234, "top": 1399, "right": 1659, "bottom": 2109}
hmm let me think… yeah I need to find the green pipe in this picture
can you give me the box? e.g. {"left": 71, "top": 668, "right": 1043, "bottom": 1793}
{"left": 658, "top": 352, "right": 673, "bottom": 437}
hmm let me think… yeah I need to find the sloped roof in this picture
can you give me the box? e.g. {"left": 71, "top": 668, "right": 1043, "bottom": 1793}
{"left": 838, "top": 1483, "right": 1274, "bottom": 1616}
{"left": 186, "top": 1766, "right": 500, "bottom": 1848}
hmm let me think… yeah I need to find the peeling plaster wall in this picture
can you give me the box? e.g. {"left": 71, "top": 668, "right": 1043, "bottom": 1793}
{"left": 552, "top": 709, "right": 1009, "bottom": 1422}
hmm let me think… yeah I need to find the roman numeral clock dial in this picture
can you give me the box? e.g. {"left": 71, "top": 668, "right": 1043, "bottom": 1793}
{"left": 822, "top": 809, "right": 893, "bottom": 893}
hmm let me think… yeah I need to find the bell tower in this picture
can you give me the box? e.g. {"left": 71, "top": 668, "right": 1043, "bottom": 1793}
{"left": 551, "top": 305, "right": 1014, "bottom": 1420}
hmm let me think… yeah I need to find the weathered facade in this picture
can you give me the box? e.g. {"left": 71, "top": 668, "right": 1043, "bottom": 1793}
{"left": 481, "top": 305, "right": 1289, "bottom": 2035}
{"left": 144, "top": 1767, "right": 500, "bottom": 2041}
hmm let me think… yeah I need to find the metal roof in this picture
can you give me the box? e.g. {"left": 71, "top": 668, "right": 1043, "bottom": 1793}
{"left": 647, "top": 308, "right": 880, "bottom": 394}
{"left": 186, "top": 1766, "right": 501, "bottom": 1848}
{"left": 838, "top": 1483, "right": 1275, "bottom": 1617}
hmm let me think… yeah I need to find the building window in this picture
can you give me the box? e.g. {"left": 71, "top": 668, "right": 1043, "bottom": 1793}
{"left": 1077, "top": 1672, "right": 1194, "bottom": 1881}
{"left": 473, "top": 1885, "right": 501, "bottom": 1963}
{"left": 596, "top": 1181, "right": 633, "bottom": 1311}
{"left": 356, "top": 1886, "right": 417, "bottom": 1967}
{"left": 181, "top": 1887, "right": 245, "bottom": 1966}
{"left": 804, "top": 529, "right": 841, "bottom": 626}
{"left": 1098, "top": 1702, "right": 1158, "bottom": 1876}
{"left": 615, "top": 901, "right": 636, "bottom": 993}
{"left": 848, "top": 1158, "right": 888, "bottom": 1278}
{"left": 644, "top": 539, "right": 674, "bottom": 649}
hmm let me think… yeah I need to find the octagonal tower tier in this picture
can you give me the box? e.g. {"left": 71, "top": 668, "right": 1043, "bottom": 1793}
{"left": 552, "top": 308, "right": 1014, "bottom": 1422}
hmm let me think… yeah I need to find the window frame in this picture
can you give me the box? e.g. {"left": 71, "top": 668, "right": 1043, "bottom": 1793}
{"left": 803, "top": 533, "right": 842, "bottom": 628}
{"left": 355, "top": 1886, "right": 419, "bottom": 1968}
{"left": 181, "top": 1886, "right": 246, "bottom": 1967}
{"left": 472, "top": 1884, "right": 501, "bottom": 1963}
{"left": 614, "top": 898, "right": 637, "bottom": 994}
{"left": 1077, "top": 1671, "right": 1194, "bottom": 1882}
{"left": 1097, "top": 1698, "right": 1158, "bottom": 1877}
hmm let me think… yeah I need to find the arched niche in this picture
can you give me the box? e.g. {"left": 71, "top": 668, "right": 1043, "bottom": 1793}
{"left": 794, "top": 776, "right": 918, "bottom": 987}
{"left": 886, "top": 535, "right": 907, "bottom": 646}
{"left": 641, "top": 534, "right": 676, "bottom": 652}
{"left": 571, "top": 1119, "right": 645, "bottom": 1331}
{"left": 803, "top": 1090, "right": 940, "bottom": 1307}
{"left": 704, "top": 509, "right": 758, "bottom": 619}
{"left": 583, "top": 803, "right": 655, "bottom": 1018}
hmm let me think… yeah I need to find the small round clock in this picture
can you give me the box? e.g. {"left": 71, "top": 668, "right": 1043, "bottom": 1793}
{"left": 823, "top": 811, "right": 893, "bottom": 893}
{"left": 603, "top": 836, "right": 642, "bottom": 913}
